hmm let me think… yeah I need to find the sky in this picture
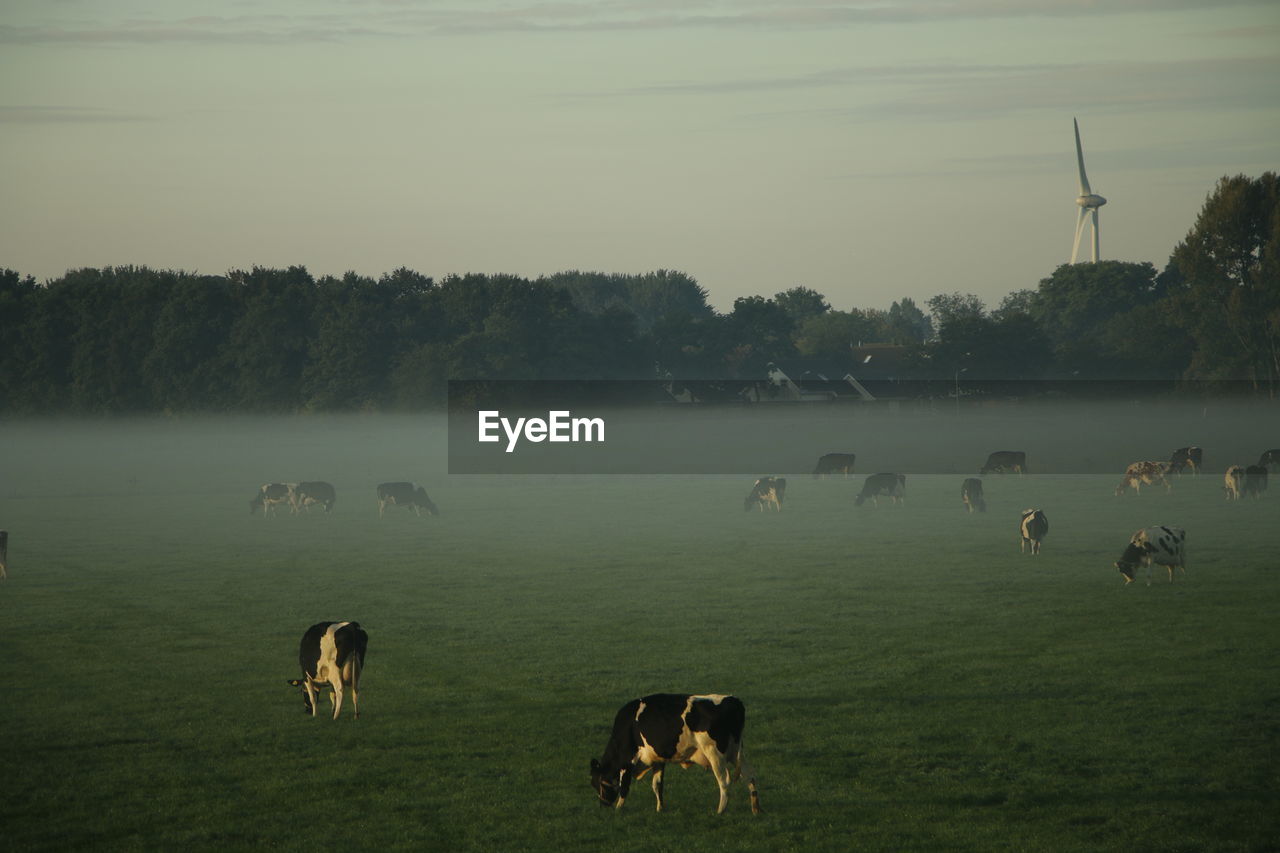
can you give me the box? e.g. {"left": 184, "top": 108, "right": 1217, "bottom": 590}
{"left": 2, "top": 1, "right": 1277, "bottom": 313}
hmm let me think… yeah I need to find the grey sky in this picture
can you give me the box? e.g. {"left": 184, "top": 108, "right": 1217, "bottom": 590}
{"left": 2, "top": 0, "right": 1276, "bottom": 312}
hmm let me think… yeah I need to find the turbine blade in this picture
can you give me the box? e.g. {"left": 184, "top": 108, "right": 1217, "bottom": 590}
{"left": 1071, "top": 208, "right": 1088, "bottom": 264}
{"left": 1074, "top": 117, "right": 1092, "bottom": 195}
{"left": 1091, "top": 207, "right": 1100, "bottom": 262}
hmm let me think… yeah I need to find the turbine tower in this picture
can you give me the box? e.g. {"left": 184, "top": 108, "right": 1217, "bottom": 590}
{"left": 1070, "top": 117, "right": 1107, "bottom": 263}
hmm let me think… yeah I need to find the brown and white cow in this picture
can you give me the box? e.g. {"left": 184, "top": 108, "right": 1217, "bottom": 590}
{"left": 812, "top": 453, "right": 856, "bottom": 479}
{"left": 1168, "top": 446, "right": 1203, "bottom": 476}
{"left": 980, "top": 451, "right": 1027, "bottom": 475}
{"left": 294, "top": 481, "right": 336, "bottom": 513}
{"left": 250, "top": 482, "right": 297, "bottom": 516}
{"left": 1019, "top": 509, "right": 1048, "bottom": 554}
{"left": 1243, "top": 465, "right": 1268, "bottom": 499}
{"left": 376, "top": 482, "right": 439, "bottom": 517}
{"left": 1114, "top": 462, "right": 1171, "bottom": 496}
{"left": 855, "top": 473, "right": 906, "bottom": 507}
{"left": 1115, "top": 526, "right": 1186, "bottom": 585}
{"left": 287, "top": 621, "right": 368, "bottom": 720}
{"left": 590, "top": 693, "right": 762, "bottom": 815}
{"left": 961, "top": 478, "right": 986, "bottom": 514}
{"left": 744, "top": 477, "right": 786, "bottom": 512}
{"left": 1223, "top": 466, "right": 1245, "bottom": 501}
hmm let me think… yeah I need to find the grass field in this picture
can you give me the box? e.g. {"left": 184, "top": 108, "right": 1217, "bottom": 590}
{"left": 2, "top": 412, "right": 1278, "bottom": 852}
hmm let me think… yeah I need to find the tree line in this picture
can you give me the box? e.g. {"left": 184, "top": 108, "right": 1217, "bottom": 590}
{"left": 1, "top": 172, "right": 1276, "bottom": 414}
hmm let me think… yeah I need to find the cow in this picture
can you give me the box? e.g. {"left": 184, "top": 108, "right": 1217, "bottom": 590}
{"left": 855, "top": 473, "right": 906, "bottom": 507}
{"left": 1223, "top": 466, "right": 1245, "bottom": 501}
{"left": 250, "top": 482, "right": 297, "bottom": 516}
{"left": 812, "top": 453, "right": 856, "bottom": 479}
{"left": 980, "top": 451, "right": 1027, "bottom": 475}
{"left": 1115, "top": 526, "right": 1187, "bottom": 585}
{"left": 961, "top": 478, "right": 986, "bottom": 513}
{"left": 1114, "top": 461, "right": 1171, "bottom": 496}
{"left": 0, "top": 530, "right": 7, "bottom": 580}
{"left": 1168, "top": 446, "right": 1203, "bottom": 476}
{"left": 1258, "top": 449, "right": 1280, "bottom": 472}
{"left": 376, "top": 482, "right": 439, "bottom": 517}
{"left": 1019, "top": 509, "right": 1048, "bottom": 554}
{"left": 589, "top": 693, "right": 762, "bottom": 815}
{"left": 744, "top": 477, "right": 786, "bottom": 512}
{"left": 1243, "top": 465, "right": 1268, "bottom": 499}
{"left": 294, "top": 481, "right": 336, "bottom": 513}
{"left": 287, "top": 621, "right": 368, "bottom": 720}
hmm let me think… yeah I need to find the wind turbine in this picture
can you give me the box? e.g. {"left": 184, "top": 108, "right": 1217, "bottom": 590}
{"left": 1070, "top": 117, "right": 1107, "bottom": 263}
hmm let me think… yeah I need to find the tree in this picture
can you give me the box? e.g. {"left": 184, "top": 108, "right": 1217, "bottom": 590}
{"left": 794, "top": 310, "right": 879, "bottom": 359}
{"left": 927, "top": 292, "right": 986, "bottom": 330}
{"left": 773, "top": 286, "right": 830, "bottom": 324}
{"left": 883, "top": 298, "right": 933, "bottom": 344}
{"left": 1166, "top": 172, "right": 1280, "bottom": 389}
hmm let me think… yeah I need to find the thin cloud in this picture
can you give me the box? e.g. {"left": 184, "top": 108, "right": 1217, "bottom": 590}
{"left": 2, "top": 0, "right": 1274, "bottom": 44}
{"left": 0, "top": 105, "right": 156, "bottom": 123}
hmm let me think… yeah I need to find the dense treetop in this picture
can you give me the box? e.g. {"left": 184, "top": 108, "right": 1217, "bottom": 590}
{"left": 2, "top": 173, "right": 1276, "bottom": 413}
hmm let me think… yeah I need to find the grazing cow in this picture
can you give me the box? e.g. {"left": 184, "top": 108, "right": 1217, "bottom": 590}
{"left": 1223, "top": 466, "right": 1245, "bottom": 501}
{"left": 294, "top": 481, "right": 336, "bottom": 513}
{"left": 0, "top": 529, "right": 7, "bottom": 580}
{"left": 590, "top": 693, "right": 762, "bottom": 815}
{"left": 855, "top": 473, "right": 906, "bottom": 507}
{"left": 961, "top": 478, "right": 986, "bottom": 513}
{"left": 812, "top": 453, "right": 856, "bottom": 479}
{"left": 1114, "top": 461, "right": 1171, "bottom": 496}
{"left": 250, "top": 482, "right": 297, "bottom": 516}
{"left": 1168, "top": 446, "right": 1203, "bottom": 476}
{"left": 744, "top": 477, "right": 786, "bottom": 512}
{"left": 287, "top": 621, "right": 368, "bottom": 720}
{"left": 1019, "top": 509, "right": 1048, "bottom": 554}
{"left": 1258, "top": 449, "right": 1280, "bottom": 472}
{"left": 1115, "top": 526, "right": 1187, "bottom": 585}
{"left": 1243, "top": 465, "right": 1268, "bottom": 499}
{"left": 376, "top": 482, "right": 439, "bottom": 517}
{"left": 980, "top": 451, "right": 1027, "bottom": 475}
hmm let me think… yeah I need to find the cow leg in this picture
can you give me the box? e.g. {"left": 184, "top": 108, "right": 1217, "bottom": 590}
{"left": 703, "top": 750, "right": 733, "bottom": 814}
{"left": 735, "top": 746, "right": 763, "bottom": 815}
{"left": 330, "top": 681, "right": 344, "bottom": 720}
{"left": 651, "top": 766, "right": 665, "bottom": 812}
{"left": 304, "top": 680, "right": 319, "bottom": 717}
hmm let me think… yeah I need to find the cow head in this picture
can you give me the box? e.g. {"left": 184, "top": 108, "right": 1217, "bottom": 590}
{"left": 589, "top": 759, "right": 622, "bottom": 807}
{"left": 250, "top": 496, "right": 263, "bottom": 514}
{"left": 286, "top": 678, "right": 313, "bottom": 713}
{"left": 1114, "top": 543, "right": 1144, "bottom": 583}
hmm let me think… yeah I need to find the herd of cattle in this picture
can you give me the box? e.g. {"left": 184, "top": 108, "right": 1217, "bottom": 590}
{"left": 265, "top": 443, "right": 1276, "bottom": 814}
{"left": 249, "top": 481, "right": 440, "bottom": 518}
{"left": 746, "top": 445, "right": 1276, "bottom": 589}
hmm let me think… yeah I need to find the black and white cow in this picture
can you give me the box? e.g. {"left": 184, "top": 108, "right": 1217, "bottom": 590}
{"left": 1223, "top": 466, "right": 1245, "bottom": 501}
{"left": 287, "top": 621, "right": 368, "bottom": 720}
{"left": 376, "top": 482, "right": 439, "bottom": 517}
{"left": 1258, "top": 449, "right": 1280, "bottom": 472}
{"left": 250, "top": 482, "right": 297, "bottom": 516}
{"left": 1114, "top": 461, "right": 1171, "bottom": 496}
{"left": 744, "top": 477, "right": 786, "bottom": 512}
{"left": 1168, "top": 446, "right": 1203, "bottom": 476}
{"left": 980, "top": 451, "right": 1027, "bottom": 475}
{"left": 1019, "top": 509, "right": 1048, "bottom": 554}
{"left": 0, "top": 529, "right": 7, "bottom": 580}
{"left": 961, "top": 478, "right": 986, "bottom": 513}
{"left": 812, "top": 453, "right": 856, "bottom": 479}
{"left": 855, "top": 473, "right": 905, "bottom": 507}
{"left": 294, "top": 481, "right": 336, "bottom": 513}
{"left": 589, "top": 693, "right": 762, "bottom": 815}
{"left": 1115, "top": 526, "right": 1186, "bottom": 585}
{"left": 1243, "top": 465, "right": 1268, "bottom": 499}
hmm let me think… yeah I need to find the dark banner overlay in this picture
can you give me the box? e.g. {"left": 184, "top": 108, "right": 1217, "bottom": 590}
{"left": 447, "top": 380, "right": 1278, "bottom": 475}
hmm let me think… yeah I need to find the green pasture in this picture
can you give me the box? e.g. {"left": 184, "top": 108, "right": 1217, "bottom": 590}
{"left": 1, "top": 415, "right": 1278, "bottom": 852}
